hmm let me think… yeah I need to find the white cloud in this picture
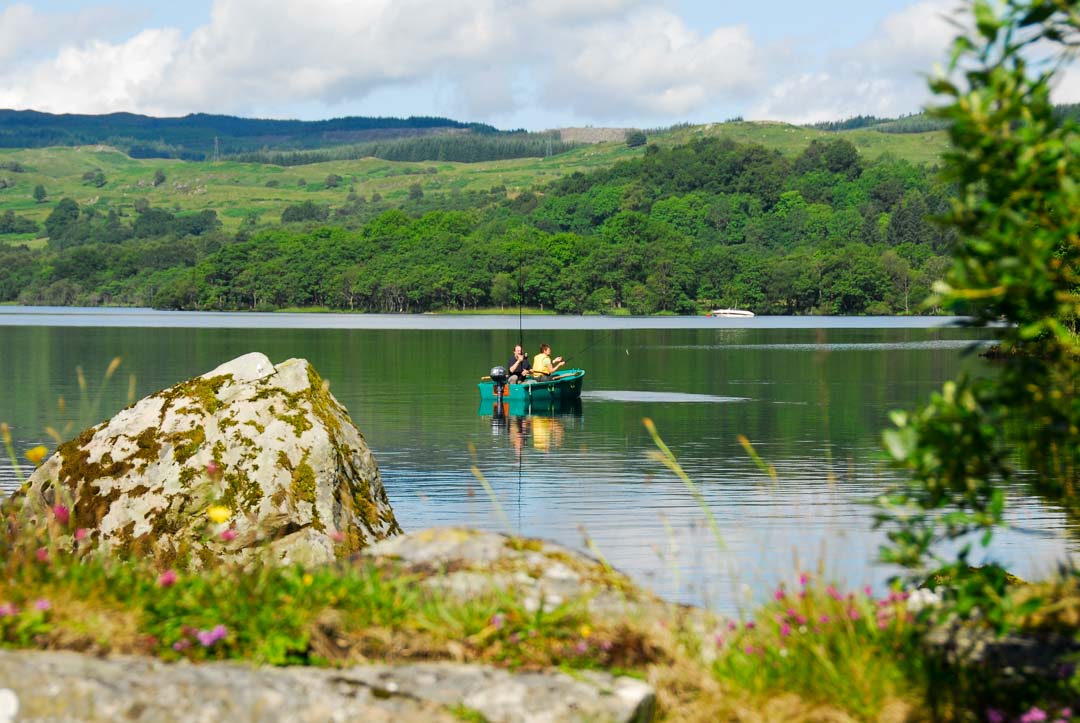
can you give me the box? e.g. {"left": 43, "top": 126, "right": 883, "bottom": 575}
{"left": 0, "top": 29, "right": 182, "bottom": 115}
{"left": 749, "top": 0, "right": 962, "bottom": 123}
{"left": 543, "top": 9, "right": 761, "bottom": 118}
{"left": 0, "top": 0, "right": 760, "bottom": 125}
{"left": 0, "top": 3, "right": 139, "bottom": 65}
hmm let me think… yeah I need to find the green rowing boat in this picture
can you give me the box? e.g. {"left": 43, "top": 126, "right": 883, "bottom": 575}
{"left": 477, "top": 368, "right": 586, "bottom": 404}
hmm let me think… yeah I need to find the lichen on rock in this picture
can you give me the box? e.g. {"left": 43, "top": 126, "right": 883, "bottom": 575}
{"left": 19, "top": 352, "right": 401, "bottom": 567}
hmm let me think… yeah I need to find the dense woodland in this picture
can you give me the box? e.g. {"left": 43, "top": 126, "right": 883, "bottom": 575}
{"left": 0, "top": 136, "right": 956, "bottom": 315}
{"left": 0, "top": 110, "right": 500, "bottom": 160}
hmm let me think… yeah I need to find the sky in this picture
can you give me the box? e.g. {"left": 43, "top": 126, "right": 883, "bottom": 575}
{"left": 1, "top": 0, "right": 1076, "bottom": 130}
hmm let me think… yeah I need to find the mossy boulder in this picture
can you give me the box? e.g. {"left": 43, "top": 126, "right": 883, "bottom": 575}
{"left": 20, "top": 352, "right": 401, "bottom": 566}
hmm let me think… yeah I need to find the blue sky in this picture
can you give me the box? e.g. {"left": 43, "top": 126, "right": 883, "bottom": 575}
{"left": 0, "top": 0, "right": 1048, "bottom": 129}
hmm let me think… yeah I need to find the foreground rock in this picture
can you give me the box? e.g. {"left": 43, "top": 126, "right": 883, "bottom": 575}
{"left": 21, "top": 352, "right": 400, "bottom": 566}
{"left": 360, "top": 527, "right": 724, "bottom": 662}
{"left": 0, "top": 650, "right": 654, "bottom": 723}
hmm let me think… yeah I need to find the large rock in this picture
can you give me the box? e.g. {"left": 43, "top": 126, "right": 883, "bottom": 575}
{"left": 0, "top": 650, "right": 654, "bottom": 723}
{"left": 21, "top": 352, "right": 400, "bottom": 566}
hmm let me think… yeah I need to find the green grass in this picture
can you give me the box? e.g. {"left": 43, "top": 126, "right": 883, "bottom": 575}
{"left": 0, "top": 122, "right": 948, "bottom": 234}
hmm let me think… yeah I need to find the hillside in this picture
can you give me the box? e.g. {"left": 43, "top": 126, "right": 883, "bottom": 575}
{"left": 0, "top": 120, "right": 948, "bottom": 240}
{"left": 0, "top": 110, "right": 498, "bottom": 159}
{"left": 0, "top": 129, "right": 955, "bottom": 316}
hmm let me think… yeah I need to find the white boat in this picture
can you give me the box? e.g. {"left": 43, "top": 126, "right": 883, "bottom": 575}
{"left": 707, "top": 308, "right": 755, "bottom": 318}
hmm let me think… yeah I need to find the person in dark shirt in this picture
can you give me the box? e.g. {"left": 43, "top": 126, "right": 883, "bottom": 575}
{"left": 507, "top": 344, "right": 531, "bottom": 383}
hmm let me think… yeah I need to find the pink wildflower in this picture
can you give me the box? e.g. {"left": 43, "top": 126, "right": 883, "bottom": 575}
{"left": 826, "top": 585, "right": 841, "bottom": 600}
{"left": 863, "top": 585, "right": 873, "bottom": 597}
{"left": 489, "top": 613, "right": 505, "bottom": 630}
{"left": 74, "top": 528, "right": 88, "bottom": 541}
{"left": 196, "top": 625, "right": 228, "bottom": 647}
{"left": 0, "top": 603, "right": 16, "bottom": 617}
{"left": 1059, "top": 710, "right": 1071, "bottom": 718}
{"left": 773, "top": 586, "right": 786, "bottom": 601}
{"left": 744, "top": 645, "right": 756, "bottom": 655}
{"left": 727, "top": 621, "right": 737, "bottom": 631}
{"left": 985, "top": 709, "right": 1005, "bottom": 723}
{"left": 205, "top": 461, "right": 222, "bottom": 478}
{"left": 509, "top": 633, "right": 521, "bottom": 644}
{"left": 796, "top": 614, "right": 808, "bottom": 625}
{"left": 219, "top": 528, "right": 238, "bottom": 542}
{"left": 52, "top": 504, "right": 70, "bottom": 526}
{"left": 329, "top": 530, "right": 345, "bottom": 543}
{"left": 34, "top": 599, "right": 50, "bottom": 611}
{"left": 575, "top": 640, "right": 588, "bottom": 654}
{"left": 158, "top": 569, "right": 178, "bottom": 587}
{"left": 35, "top": 547, "right": 49, "bottom": 563}
{"left": 877, "top": 620, "right": 889, "bottom": 630}
{"left": 819, "top": 614, "right": 831, "bottom": 624}
{"left": 847, "top": 607, "right": 860, "bottom": 621}
{"left": 745, "top": 620, "right": 756, "bottom": 630}
{"left": 1020, "top": 707, "right": 1047, "bottom": 723}
{"left": 785, "top": 608, "right": 798, "bottom": 619}
{"left": 714, "top": 634, "right": 724, "bottom": 648}
{"left": 173, "top": 639, "right": 191, "bottom": 652}
{"left": 798, "top": 573, "right": 809, "bottom": 586}
{"left": 780, "top": 622, "right": 791, "bottom": 637}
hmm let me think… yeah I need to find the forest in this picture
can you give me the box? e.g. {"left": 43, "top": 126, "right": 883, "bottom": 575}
{"left": 0, "top": 135, "right": 955, "bottom": 315}
{"left": 0, "top": 110, "right": 499, "bottom": 159}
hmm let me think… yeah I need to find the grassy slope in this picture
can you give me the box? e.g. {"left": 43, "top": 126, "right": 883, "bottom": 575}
{"left": 0, "top": 122, "right": 948, "bottom": 236}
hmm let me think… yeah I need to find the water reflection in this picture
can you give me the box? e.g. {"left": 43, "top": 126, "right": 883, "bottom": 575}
{"left": 1, "top": 320, "right": 1075, "bottom": 614}
{"left": 480, "top": 398, "right": 582, "bottom": 454}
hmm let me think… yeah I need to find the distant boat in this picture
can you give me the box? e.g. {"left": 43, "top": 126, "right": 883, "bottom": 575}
{"left": 707, "top": 309, "right": 755, "bottom": 318}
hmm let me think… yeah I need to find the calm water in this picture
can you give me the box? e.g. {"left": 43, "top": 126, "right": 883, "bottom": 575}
{"left": 0, "top": 308, "right": 1075, "bottom": 613}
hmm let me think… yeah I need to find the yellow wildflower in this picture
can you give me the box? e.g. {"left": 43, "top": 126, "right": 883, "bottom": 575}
{"left": 579, "top": 624, "right": 592, "bottom": 639}
{"left": 25, "top": 446, "right": 48, "bottom": 465}
{"left": 206, "top": 505, "right": 231, "bottom": 524}
{"left": 302, "top": 573, "right": 314, "bottom": 586}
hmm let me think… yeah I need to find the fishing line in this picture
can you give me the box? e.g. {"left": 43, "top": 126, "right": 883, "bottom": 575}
{"left": 562, "top": 329, "right": 622, "bottom": 364}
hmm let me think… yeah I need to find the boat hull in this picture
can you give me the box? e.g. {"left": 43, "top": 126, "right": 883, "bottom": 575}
{"left": 707, "top": 309, "right": 755, "bottom": 317}
{"left": 478, "top": 368, "right": 585, "bottom": 404}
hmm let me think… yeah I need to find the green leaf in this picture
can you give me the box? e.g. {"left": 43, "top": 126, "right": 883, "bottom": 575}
{"left": 973, "top": 0, "right": 1001, "bottom": 41}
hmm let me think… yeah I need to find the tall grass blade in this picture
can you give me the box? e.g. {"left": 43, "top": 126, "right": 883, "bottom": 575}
{"left": 643, "top": 418, "right": 725, "bottom": 550}
{"left": 0, "top": 423, "right": 24, "bottom": 487}
{"left": 467, "top": 443, "right": 513, "bottom": 532}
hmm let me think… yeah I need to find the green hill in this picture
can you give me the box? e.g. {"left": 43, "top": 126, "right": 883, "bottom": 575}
{"left": 0, "top": 110, "right": 498, "bottom": 159}
{"left": 0, "top": 120, "right": 948, "bottom": 242}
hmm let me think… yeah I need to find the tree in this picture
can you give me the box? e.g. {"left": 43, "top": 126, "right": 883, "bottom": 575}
{"left": 32, "top": 184, "right": 46, "bottom": 203}
{"left": 625, "top": 130, "right": 647, "bottom": 148}
{"left": 44, "top": 198, "right": 80, "bottom": 246}
{"left": 281, "top": 200, "right": 329, "bottom": 224}
{"left": 408, "top": 183, "right": 424, "bottom": 201}
{"left": 325, "top": 173, "right": 342, "bottom": 188}
{"left": 81, "top": 168, "right": 106, "bottom": 187}
{"left": 152, "top": 169, "right": 166, "bottom": 187}
{"left": 490, "top": 272, "right": 514, "bottom": 309}
{"left": 878, "top": 0, "right": 1080, "bottom": 629}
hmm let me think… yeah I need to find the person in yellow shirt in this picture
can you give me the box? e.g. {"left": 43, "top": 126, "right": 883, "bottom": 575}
{"left": 531, "top": 343, "right": 565, "bottom": 381}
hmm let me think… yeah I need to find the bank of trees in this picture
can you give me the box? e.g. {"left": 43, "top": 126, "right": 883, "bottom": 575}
{"left": 1, "top": 135, "right": 956, "bottom": 314}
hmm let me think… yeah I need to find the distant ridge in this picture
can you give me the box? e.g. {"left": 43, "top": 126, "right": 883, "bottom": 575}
{"left": 807, "top": 104, "right": 1080, "bottom": 134}
{"left": 0, "top": 109, "right": 500, "bottom": 160}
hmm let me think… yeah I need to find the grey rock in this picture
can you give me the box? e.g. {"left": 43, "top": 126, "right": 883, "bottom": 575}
{"left": 19, "top": 352, "right": 400, "bottom": 566}
{"left": 0, "top": 651, "right": 654, "bottom": 723}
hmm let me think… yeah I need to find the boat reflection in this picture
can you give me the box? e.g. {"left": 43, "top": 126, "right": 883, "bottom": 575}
{"left": 478, "top": 398, "right": 583, "bottom": 453}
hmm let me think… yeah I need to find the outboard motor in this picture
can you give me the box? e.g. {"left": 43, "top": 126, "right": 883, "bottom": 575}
{"left": 489, "top": 366, "right": 509, "bottom": 398}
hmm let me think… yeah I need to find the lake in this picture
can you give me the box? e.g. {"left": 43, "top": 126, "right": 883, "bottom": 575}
{"left": 0, "top": 307, "right": 1076, "bottom": 613}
